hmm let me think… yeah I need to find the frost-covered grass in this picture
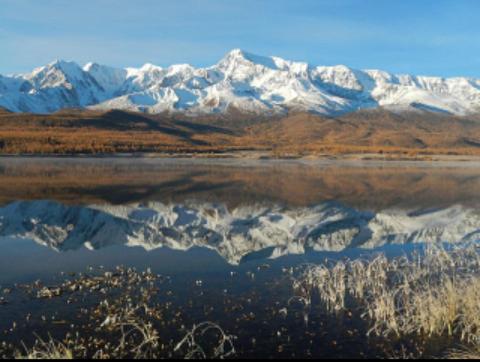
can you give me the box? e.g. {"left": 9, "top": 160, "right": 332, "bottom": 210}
{"left": 16, "top": 336, "right": 73, "bottom": 360}
{"left": 292, "top": 244, "right": 480, "bottom": 355}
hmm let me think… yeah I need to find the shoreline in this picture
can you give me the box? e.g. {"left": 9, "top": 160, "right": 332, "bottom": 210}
{"left": 1, "top": 151, "right": 480, "bottom": 163}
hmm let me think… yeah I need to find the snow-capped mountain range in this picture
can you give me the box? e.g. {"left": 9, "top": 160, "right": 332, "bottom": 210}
{"left": 1, "top": 200, "right": 479, "bottom": 265}
{"left": 1, "top": 49, "right": 480, "bottom": 116}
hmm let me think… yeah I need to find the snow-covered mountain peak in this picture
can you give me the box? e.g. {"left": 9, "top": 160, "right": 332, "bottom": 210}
{"left": 139, "top": 63, "right": 163, "bottom": 72}
{"left": 48, "top": 59, "right": 77, "bottom": 69}
{"left": 217, "top": 49, "right": 288, "bottom": 75}
{"left": 83, "top": 62, "right": 113, "bottom": 73}
{"left": 26, "top": 60, "right": 86, "bottom": 89}
{"left": 168, "top": 63, "right": 194, "bottom": 73}
{"left": 1, "top": 50, "right": 480, "bottom": 116}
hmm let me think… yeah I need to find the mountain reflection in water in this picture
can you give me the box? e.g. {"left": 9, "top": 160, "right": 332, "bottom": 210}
{"left": 0, "top": 157, "right": 479, "bottom": 273}
{"left": 1, "top": 200, "right": 479, "bottom": 265}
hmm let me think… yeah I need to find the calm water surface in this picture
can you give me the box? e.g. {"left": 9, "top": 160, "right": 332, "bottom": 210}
{"left": 0, "top": 158, "right": 479, "bottom": 357}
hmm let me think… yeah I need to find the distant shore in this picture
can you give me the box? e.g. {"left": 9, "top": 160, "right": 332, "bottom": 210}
{"left": 1, "top": 151, "right": 480, "bottom": 162}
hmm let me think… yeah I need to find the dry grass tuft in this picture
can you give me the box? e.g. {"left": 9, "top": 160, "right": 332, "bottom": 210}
{"left": 16, "top": 335, "right": 73, "bottom": 360}
{"left": 174, "top": 322, "right": 236, "bottom": 359}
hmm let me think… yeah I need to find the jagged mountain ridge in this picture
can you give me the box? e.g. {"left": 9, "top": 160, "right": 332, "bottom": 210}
{"left": 1, "top": 200, "right": 479, "bottom": 265}
{"left": 2, "top": 49, "right": 480, "bottom": 116}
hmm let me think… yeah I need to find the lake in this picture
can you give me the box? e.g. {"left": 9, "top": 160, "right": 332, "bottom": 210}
{"left": 1, "top": 158, "right": 480, "bottom": 358}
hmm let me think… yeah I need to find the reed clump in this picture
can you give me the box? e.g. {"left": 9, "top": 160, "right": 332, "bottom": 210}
{"left": 292, "top": 244, "right": 480, "bottom": 348}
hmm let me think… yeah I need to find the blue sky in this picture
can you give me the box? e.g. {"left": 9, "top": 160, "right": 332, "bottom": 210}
{"left": 1, "top": 0, "right": 480, "bottom": 77}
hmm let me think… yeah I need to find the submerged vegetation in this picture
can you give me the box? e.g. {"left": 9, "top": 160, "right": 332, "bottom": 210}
{"left": 1, "top": 267, "right": 237, "bottom": 359}
{"left": 2, "top": 244, "right": 480, "bottom": 359}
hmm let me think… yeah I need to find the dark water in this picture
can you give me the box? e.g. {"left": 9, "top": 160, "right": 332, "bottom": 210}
{"left": 0, "top": 158, "right": 479, "bottom": 358}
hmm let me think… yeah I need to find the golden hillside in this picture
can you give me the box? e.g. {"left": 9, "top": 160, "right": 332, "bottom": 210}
{"left": 0, "top": 108, "right": 479, "bottom": 156}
